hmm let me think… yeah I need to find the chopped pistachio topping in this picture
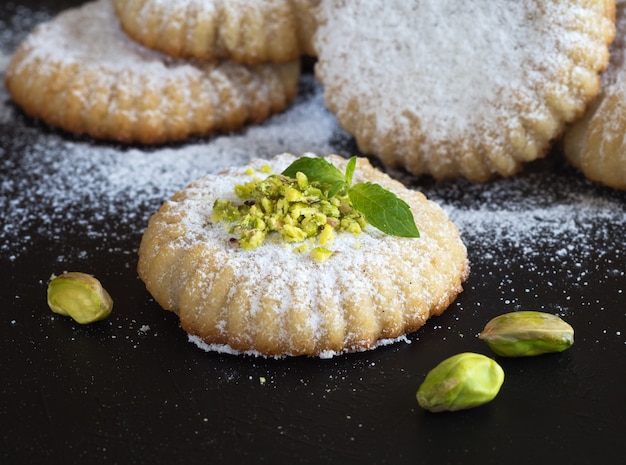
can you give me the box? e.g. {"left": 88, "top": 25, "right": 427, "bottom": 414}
{"left": 212, "top": 170, "right": 367, "bottom": 259}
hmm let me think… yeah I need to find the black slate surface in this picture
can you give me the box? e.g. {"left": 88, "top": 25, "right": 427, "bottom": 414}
{"left": 2, "top": 2, "right": 626, "bottom": 464}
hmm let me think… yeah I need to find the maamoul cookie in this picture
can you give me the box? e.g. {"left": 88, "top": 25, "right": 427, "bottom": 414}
{"left": 137, "top": 153, "right": 470, "bottom": 357}
{"left": 112, "top": 0, "right": 319, "bottom": 63}
{"left": 562, "top": 0, "right": 626, "bottom": 191}
{"left": 314, "top": 1, "right": 616, "bottom": 182}
{"left": 4, "top": 0, "right": 300, "bottom": 144}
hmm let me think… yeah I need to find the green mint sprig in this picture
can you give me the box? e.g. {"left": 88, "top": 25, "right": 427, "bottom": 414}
{"left": 282, "top": 157, "right": 420, "bottom": 238}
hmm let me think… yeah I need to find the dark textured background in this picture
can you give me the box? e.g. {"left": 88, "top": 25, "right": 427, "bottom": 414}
{"left": 2, "top": 1, "right": 625, "bottom": 463}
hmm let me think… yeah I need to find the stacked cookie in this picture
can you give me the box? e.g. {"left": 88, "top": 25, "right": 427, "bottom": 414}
{"left": 112, "top": 0, "right": 317, "bottom": 63}
{"left": 4, "top": 0, "right": 317, "bottom": 144}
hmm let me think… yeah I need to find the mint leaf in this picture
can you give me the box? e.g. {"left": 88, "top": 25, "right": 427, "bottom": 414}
{"left": 345, "top": 157, "right": 357, "bottom": 187}
{"left": 281, "top": 157, "right": 420, "bottom": 239}
{"left": 326, "top": 180, "right": 345, "bottom": 199}
{"left": 348, "top": 182, "right": 420, "bottom": 238}
{"left": 282, "top": 157, "right": 347, "bottom": 198}
{"left": 282, "top": 157, "right": 346, "bottom": 187}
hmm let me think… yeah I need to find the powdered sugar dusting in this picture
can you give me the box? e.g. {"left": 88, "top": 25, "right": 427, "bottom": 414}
{"left": 14, "top": 1, "right": 207, "bottom": 77}
{"left": 188, "top": 334, "right": 411, "bottom": 360}
{"left": 314, "top": 1, "right": 614, "bottom": 180}
{"left": 316, "top": 1, "right": 608, "bottom": 141}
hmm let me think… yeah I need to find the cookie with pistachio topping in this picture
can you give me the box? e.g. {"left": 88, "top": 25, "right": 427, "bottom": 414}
{"left": 137, "top": 153, "right": 469, "bottom": 357}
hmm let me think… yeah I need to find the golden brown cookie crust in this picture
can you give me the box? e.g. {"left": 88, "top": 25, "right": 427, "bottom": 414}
{"left": 4, "top": 0, "right": 300, "bottom": 144}
{"left": 314, "top": 1, "right": 616, "bottom": 182}
{"left": 562, "top": 1, "right": 626, "bottom": 191}
{"left": 112, "top": 0, "right": 319, "bottom": 63}
{"left": 137, "top": 154, "right": 470, "bottom": 357}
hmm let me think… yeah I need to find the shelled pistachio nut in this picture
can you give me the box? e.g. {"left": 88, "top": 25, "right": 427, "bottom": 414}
{"left": 479, "top": 311, "right": 574, "bottom": 357}
{"left": 416, "top": 352, "right": 504, "bottom": 412}
{"left": 47, "top": 272, "right": 113, "bottom": 324}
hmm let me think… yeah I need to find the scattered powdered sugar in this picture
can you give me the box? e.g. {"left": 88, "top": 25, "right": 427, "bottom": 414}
{"left": 0, "top": 3, "right": 50, "bottom": 50}
{"left": 0, "top": 65, "right": 339, "bottom": 259}
{"left": 188, "top": 334, "right": 411, "bottom": 360}
{"left": 427, "top": 174, "right": 625, "bottom": 260}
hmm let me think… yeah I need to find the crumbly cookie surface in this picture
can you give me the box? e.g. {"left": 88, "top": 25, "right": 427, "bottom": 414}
{"left": 562, "top": 1, "right": 626, "bottom": 191}
{"left": 112, "top": 0, "right": 318, "bottom": 63}
{"left": 4, "top": 0, "right": 300, "bottom": 144}
{"left": 137, "top": 154, "right": 469, "bottom": 357}
{"left": 314, "top": 1, "right": 615, "bottom": 182}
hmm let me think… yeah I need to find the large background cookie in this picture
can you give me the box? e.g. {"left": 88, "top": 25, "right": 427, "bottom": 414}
{"left": 314, "top": 1, "right": 615, "bottom": 181}
{"left": 137, "top": 154, "right": 469, "bottom": 357}
{"left": 4, "top": 0, "right": 300, "bottom": 144}
{"left": 113, "top": 0, "right": 318, "bottom": 63}
{"left": 562, "top": 1, "right": 626, "bottom": 191}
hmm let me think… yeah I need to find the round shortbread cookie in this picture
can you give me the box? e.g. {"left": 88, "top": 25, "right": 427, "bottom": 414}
{"left": 137, "top": 154, "right": 470, "bottom": 357}
{"left": 314, "top": 1, "right": 615, "bottom": 182}
{"left": 112, "top": 0, "right": 319, "bottom": 63}
{"left": 562, "top": 1, "right": 626, "bottom": 191}
{"left": 4, "top": 0, "right": 300, "bottom": 145}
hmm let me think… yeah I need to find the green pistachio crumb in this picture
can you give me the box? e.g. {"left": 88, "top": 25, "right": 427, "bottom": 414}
{"left": 294, "top": 243, "right": 309, "bottom": 254}
{"left": 212, "top": 168, "right": 365, "bottom": 260}
{"left": 311, "top": 247, "right": 333, "bottom": 263}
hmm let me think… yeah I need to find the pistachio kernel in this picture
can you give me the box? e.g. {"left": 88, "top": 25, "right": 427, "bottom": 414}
{"left": 416, "top": 352, "right": 504, "bottom": 412}
{"left": 478, "top": 311, "right": 574, "bottom": 357}
{"left": 47, "top": 272, "right": 113, "bottom": 324}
